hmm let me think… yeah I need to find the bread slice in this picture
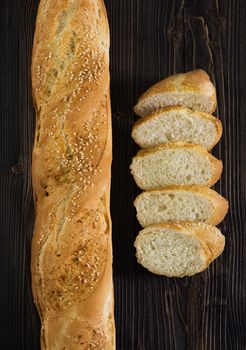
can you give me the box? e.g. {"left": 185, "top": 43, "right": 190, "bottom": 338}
{"left": 134, "top": 186, "right": 228, "bottom": 227}
{"left": 130, "top": 142, "right": 222, "bottom": 190}
{"left": 134, "top": 70, "right": 217, "bottom": 117}
{"left": 132, "top": 106, "right": 222, "bottom": 150}
{"left": 134, "top": 222, "right": 225, "bottom": 277}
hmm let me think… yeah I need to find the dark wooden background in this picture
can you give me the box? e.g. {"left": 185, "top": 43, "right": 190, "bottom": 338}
{"left": 0, "top": 0, "right": 245, "bottom": 349}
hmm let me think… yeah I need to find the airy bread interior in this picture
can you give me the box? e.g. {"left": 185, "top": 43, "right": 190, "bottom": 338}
{"left": 135, "top": 226, "right": 206, "bottom": 277}
{"left": 131, "top": 147, "right": 213, "bottom": 190}
{"left": 134, "top": 92, "right": 215, "bottom": 117}
{"left": 132, "top": 108, "right": 219, "bottom": 149}
{"left": 134, "top": 190, "right": 214, "bottom": 227}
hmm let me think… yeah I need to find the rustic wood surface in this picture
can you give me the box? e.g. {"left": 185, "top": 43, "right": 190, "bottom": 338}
{"left": 0, "top": 0, "right": 245, "bottom": 349}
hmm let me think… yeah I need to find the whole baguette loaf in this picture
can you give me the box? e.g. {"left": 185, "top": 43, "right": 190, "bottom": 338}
{"left": 31, "top": 1, "right": 115, "bottom": 349}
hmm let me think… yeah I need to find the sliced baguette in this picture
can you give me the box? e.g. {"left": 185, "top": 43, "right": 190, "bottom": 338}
{"left": 132, "top": 106, "right": 222, "bottom": 150}
{"left": 130, "top": 142, "right": 222, "bottom": 190}
{"left": 134, "top": 186, "right": 228, "bottom": 227}
{"left": 134, "top": 222, "right": 225, "bottom": 277}
{"left": 134, "top": 70, "right": 217, "bottom": 117}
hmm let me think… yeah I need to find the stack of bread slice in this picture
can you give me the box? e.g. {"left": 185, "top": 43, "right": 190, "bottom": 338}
{"left": 130, "top": 70, "right": 228, "bottom": 277}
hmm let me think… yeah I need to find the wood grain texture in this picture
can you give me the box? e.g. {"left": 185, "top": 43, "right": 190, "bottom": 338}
{"left": 0, "top": 0, "right": 245, "bottom": 349}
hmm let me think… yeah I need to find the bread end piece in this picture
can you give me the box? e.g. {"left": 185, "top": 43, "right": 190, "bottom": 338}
{"left": 134, "top": 70, "right": 217, "bottom": 117}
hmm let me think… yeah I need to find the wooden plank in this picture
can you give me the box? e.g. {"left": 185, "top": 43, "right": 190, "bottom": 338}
{"left": 0, "top": 0, "right": 245, "bottom": 349}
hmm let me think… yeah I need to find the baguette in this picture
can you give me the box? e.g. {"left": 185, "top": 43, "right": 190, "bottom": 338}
{"left": 134, "top": 70, "right": 217, "bottom": 117}
{"left": 31, "top": 1, "right": 115, "bottom": 349}
{"left": 134, "top": 186, "right": 228, "bottom": 227}
{"left": 130, "top": 142, "right": 222, "bottom": 190}
{"left": 132, "top": 106, "right": 222, "bottom": 150}
{"left": 134, "top": 222, "right": 225, "bottom": 277}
